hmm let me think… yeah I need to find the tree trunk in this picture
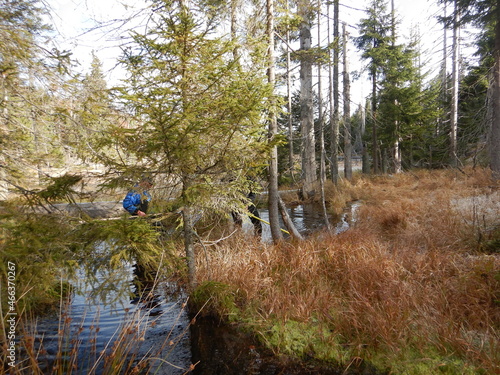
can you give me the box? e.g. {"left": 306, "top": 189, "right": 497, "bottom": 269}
{"left": 450, "top": 0, "right": 460, "bottom": 167}
{"left": 343, "top": 22, "right": 352, "bottom": 181}
{"left": 361, "top": 104, "right": 370, "bottom": 174}
{"left": 490, "top": 0, "right": 500, "bottom": 179}
{"left": 317, "top": 2, "right": 324, "bottom": 169}
{"left": 390, "top": 0, "right": 401, "bottom": 174}
{"left": 267, "top": 0, "right": 283, "bottom": 242}
{"left": 299, "top": 0, "right": 316, "bottom": 198}
{"left": 440, "top": 1, "right": 448, "bottom": 137}
{"left": 231, "top": 0, "right": 239, "bottom": 59}
{"left": 330, "top": 0, "right": 340, "bottom": 184}
{"left": 318, "top": 0, "right": 331, "bottom": 231}
{"left": 393, "top": 137, "right": 402, "bottom": 173}
{"left": 182, "top": 205, "right": 196, "bottom": 289}
{"left": 278, "top": 196, "right": 304, "bottom": 240}
{"left": 287, "top": 0, "right": 294, "bottom": 180}
{"left": 382, "top": 148, "right": 388, "bottom": 174}
{"left": 372, "top": 72, "right": 379, "bottom": 173}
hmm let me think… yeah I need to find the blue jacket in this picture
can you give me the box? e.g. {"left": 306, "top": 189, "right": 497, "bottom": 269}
{"left": 123, "top": 186, "right": 152, "bottom": 215}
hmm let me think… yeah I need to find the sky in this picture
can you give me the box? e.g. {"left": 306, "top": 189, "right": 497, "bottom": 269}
{"left": 47, "top": 0, "right": 471, "bottom": 110}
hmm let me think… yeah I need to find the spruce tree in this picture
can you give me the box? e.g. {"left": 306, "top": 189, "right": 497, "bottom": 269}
{"left": 354, "top": 0, "right": 392, "bottom": 174}
{"left": 438, "top": 0, "right": 500, "bottom": 178}
{"left": 113, "top": 0, "right": 271, "bottom": 287}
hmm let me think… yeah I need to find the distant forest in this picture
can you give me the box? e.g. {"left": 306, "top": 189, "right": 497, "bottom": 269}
{"left": 1, "top": 0, "right": 499, "bottom": 209}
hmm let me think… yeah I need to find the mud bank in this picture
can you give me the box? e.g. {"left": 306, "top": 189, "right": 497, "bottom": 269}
{"left": 189, "top": 316, "right": 380, "bottom": 375}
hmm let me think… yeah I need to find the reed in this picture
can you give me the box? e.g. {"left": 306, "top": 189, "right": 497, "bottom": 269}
{"left": 193, "top": 168, "right": 499, "bottom": 373}
{"left": 1, "top": 272, "right": 193, "bottom": 375}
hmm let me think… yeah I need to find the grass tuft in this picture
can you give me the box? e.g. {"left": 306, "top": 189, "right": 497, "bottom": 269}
{"left": 194, "top": 168, "right": 500, "bottom": 373}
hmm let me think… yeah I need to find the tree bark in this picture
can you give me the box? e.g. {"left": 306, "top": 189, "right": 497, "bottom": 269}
{"left": 182, "top": 205, "right": 196, "bottom": 289}
{"left": 299, "top": 0, "right": 316, "bottom": 198}
{"left": 450, "top": 0, "right": 460, "bottom": 167}
{"left": 372, "top": 72, "right": 379, "bottom": 174}
{"left": 361, "top": 104, "right": 370, "bottom": 174}
{"left": 330, "top": 0, "right": 340, "bottom": 184}
{"left": 231, "top": 0, "right": 239, "bottom": 59}
{"left": 318, "top": 0, "right": 331, "bottom": 231}
{"left": 490, "top": 0, "right": 500, "bottom": 179}
{"left": 440, "top": 2, "right": 448, "bottom": 137}
{"left": 343, "top": 22, "right": 352, "bottom": 181}
{"left": 287, "top": 0, "right": 294, "bottom": 180}
{"left": 267, "top": 0, "right": 283, "bottom": 242}
{"left": 278, "top": 196, "right": 304, "bottom": 240}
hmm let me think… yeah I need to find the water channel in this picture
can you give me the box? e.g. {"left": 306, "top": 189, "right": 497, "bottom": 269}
{"left": 31, "top": 202, "right": 359, "bottom": 374}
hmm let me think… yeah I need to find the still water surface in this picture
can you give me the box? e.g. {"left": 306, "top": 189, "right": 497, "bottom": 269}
{"left": 33, "top": 203, "right": 358, "bottom": 374}
{"left": 33, "top": 264, "right": 191, "bottom": 374}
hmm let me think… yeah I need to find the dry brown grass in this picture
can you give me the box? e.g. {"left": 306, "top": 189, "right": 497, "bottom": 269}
{"left": 193, "top": 168, "right": 499, "bottom": 373}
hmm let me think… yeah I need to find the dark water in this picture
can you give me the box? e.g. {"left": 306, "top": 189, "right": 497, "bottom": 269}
{"left": 31, "top": 203, "right": 359, "bottom": 374}
{"left": 31, "top": 264, "right": 192, "bottom": 374}
{"left": 257, "top": 201, "right": 360, "bottom": 241}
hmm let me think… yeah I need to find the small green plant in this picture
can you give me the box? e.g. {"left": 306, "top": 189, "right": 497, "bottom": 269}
{"left": 190, "top": 281, "right": 240, "bottom": 321}
{"left": 263, "top": 319, "right": 351, "bottom": 366}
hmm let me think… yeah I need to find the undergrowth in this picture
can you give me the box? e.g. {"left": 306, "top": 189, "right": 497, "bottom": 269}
{"left": 193, "top": 167, "right": 500, "bottom": 374}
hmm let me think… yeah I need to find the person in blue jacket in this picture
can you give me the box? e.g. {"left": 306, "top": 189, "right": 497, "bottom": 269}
{"left": 123, "top": 177, "right": 153, "bottom": 217}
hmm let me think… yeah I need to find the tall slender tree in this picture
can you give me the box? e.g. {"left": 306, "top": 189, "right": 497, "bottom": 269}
{"left": 0, "top": 0, "right": 65, "bottom": 196}
{"left": 267, "top": 0, "right": 283, "bottom": 243}
{"left": 492, "top": 0, "right": 500, "bottom": 178}
{"left": 72, "top": 53, "right": 114, "bottom": 164}
{"left": 330, "top": 0, "right": 340, "bottom": 183}
{"left": 286, "top": 0, "right": 295, "bottom": 180}
{"left": 354, "top": 0, "right": 392, "bottom": 174}
{"left": 317, "top": 0, "right": 331, "bottom": 230}
{"left": 450, "top": 0, "right": 461, "bottom": 167}
{"left": 343, "top": 22, "right": 352, "bottom": 180}
{"left": 439, "top": 0, "right": 499, "bottom": 177}
{"left": 298, "top": 0, "right": 316, "bottom": 196}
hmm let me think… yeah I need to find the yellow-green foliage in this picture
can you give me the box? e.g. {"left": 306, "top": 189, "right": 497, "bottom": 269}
{"left": 0, "top": 208, "right": 78, "bottom": 312}
{"left": 0, "top": 202, "right": 168, "bottom": 314}
{"left": 264, "top": 320, "right": 351, "bottom": 365}
{"left": 369, "top": 346, "right": 487, "bottom": 375}
{"left": 36, "top": 174, "right": 84, "bottom": 203}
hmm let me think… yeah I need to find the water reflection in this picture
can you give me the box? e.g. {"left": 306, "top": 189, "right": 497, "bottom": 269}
{"left": 130, "top": 263, "right": 164, "bottom": 316}
{"left": 31, "top": 264, "right": 192, "bottom": 375}
{"left": 256, "top": 202, "right": 359, "bottom": 242}
{"left": 30, "top": 202, "right": 360, "bottom": 374}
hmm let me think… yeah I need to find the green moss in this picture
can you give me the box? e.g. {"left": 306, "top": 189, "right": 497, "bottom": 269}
{"left": 263, "top": 319, "right": 351, "bottom": 366}
{"left": 256, "top": 320, "right": 491, "bottom": 374}
{"left": 367, "top": 347, "right": 488, "bottom": 375}
{"left": 191, "top": 281, "right": 240, "bottom": 321}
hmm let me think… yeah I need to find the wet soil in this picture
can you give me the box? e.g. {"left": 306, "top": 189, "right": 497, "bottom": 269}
{"left": 189, "top": 316, "right": 342, "bottom": 375}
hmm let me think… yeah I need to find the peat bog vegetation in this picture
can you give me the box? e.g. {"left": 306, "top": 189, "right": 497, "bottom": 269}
{"left": 190, "top": 168, "right": 499, "bottom": 374}
{"left": 1, "top": 167, "right": 499, "bottom": 374}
